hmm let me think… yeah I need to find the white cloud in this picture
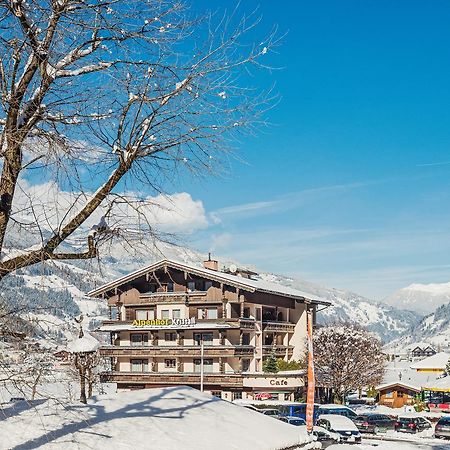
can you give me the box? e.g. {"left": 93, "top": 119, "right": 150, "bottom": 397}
{"left": 11, "top": 180, "right": 209, "bottom": 240}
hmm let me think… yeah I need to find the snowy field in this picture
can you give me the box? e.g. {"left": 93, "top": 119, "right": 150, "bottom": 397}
{"left": 0, "top": 386, "right": 315, "bottom": 450}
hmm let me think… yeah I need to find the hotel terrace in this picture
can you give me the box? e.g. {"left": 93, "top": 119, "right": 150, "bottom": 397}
{"left": 88, "top": 257, "right": 331, "bottom": 401}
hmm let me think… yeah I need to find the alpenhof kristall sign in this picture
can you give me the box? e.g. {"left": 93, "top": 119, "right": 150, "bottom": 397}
{"left": 131, "top": 318, "right": 196, "bottom": 327}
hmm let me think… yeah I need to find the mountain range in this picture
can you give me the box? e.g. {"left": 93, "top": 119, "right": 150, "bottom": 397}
{"left": 384, "top": 281, "right": 450, "bottom": 315}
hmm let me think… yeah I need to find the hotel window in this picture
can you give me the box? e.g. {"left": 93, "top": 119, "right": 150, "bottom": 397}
{"left": 242, "top": 333, "right": 250, "bottom": 346}
{"left": 135, "top": 309, "right": 155, "bottom": 320}
{"left": 194, "top": 358, "right": 213, "bottom": 373}
{"left": 167, "top": 282, "right": 174, "bottom": 292}
{"left": 232, "top": 392, "right": 242, "bottom": 400}
{"left": 131, "top": 359, "right": 149, "bottom": 372}
{"left": 161, "top": 309, "right": 170, "bottom": 319}
{"left": 172, "top": 309, "right": 181, "bottom": 319}
{"left": 204, "top": 280, "right": 213, "bottom": 291}
{"left": 165, "top": 332, "right": 177, "bottom": 342}
{"left": 187, "top": 281, "right": 196, "bottom": 292}
{"left": 130, "top": 333, "right": 149, "bottom": 346}
{"left": 198, "top": 307, "right": 218, "bottom": 320}
{"left": 194, "top": 332, "right": 213, "bottom": 346}
{"left": 385, "top": 390, "right": 393, "bottom": 398}
{"left": 242, "top": 359, "right": 251, "bottom": 372}
{"left": 164, "top": 359, "right": 176, "bottom": 369}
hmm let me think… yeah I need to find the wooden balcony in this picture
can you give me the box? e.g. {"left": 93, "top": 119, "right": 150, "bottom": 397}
{"left": 100, "top": 371, "right": 243, "bottom": 387}
{"left": 100, "top": 345, "right": 255, "bottom": 358}
{"left": 123, "top": 291, "right": 209, "bottom": 306}
{"left": 262, "top": 321, "right": 295, "bottom": 332}
{"left": 262, "top": 345, "right": 293, "bottom": 356}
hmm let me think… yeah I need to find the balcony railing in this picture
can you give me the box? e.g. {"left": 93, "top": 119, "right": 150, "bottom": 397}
{"left": 100, "top": 345, "right": 255, "bottom": 358}
{"left": 261, "top": 345, "right": 292, "bottom": 355}
{"left": 100, "top": 371, "right": 243, "bottom": 387}
{"left": 262, "top": 321, "right": 295, "bottom": 332}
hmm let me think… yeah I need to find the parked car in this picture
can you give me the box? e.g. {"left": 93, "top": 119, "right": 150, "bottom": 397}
{"left": 278, "top": 403, "right": 320, "bottom": 422}
{"left": 254, "top": 393, "right": 274, "bottom": 401}
{"left": 311, "top": 426, "right": 341, "bottom": 448}
{"left": 394, "top": 416, "right": 432, "bottom": 433}
{"left": 316, "top": 414, "right": 362, "bottom": 443}
{"left": 354, "top": 413, "right": 396, "bottom": 433}
{"left": 435, "top": 416, "right": 450, "bottom": 439}
{"left": 278, "top": 416, "right": 306, "bottom": 426}
{"left": 317, "top": 404, "right": 358, "bottom": 420}
{"left": 259, "top": 408, "right": 279, "bottom": 418}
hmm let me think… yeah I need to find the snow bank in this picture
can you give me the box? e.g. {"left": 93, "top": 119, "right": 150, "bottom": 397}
{"left": 1, "top": 386, "right": 312, "bottom": 449}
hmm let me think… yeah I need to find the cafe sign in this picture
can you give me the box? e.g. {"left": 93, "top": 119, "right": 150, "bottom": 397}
{"left": 131, "top": 317, "right": 196, "bottom": 328}
{"left": 243, "top": 376, "right": 304, "bottom": 389}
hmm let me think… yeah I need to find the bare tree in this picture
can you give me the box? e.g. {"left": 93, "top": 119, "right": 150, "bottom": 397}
{"left": 0, "top": 0, "right": 277, "bottom": 280}
{"left": 314, "top": 323, "right": 386, "bottom": 404}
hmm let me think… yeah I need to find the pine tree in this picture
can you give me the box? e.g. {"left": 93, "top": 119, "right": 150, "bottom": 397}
{"left": 446, "top": 358, "right": 450, "bottom": 376}
{"left": 263, "top": 350, "right": 279, "bottom": 373}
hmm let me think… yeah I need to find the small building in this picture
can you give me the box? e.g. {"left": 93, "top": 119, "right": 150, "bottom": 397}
{"left": 377, "top": 381, "right": 420, "bottom": 408}
{"left": 410, "top": 352, "right": 450, "bottom": 373}
{"left": 422, "top": 376, "right": 450, "bottom": 412}
{"left": 411, "top": 345, "right": 436, "bottom": 358}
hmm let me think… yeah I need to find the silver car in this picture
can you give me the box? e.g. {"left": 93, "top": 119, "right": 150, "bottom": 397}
{"left": 435, "top": 416, "right": 450, "bottom": 439}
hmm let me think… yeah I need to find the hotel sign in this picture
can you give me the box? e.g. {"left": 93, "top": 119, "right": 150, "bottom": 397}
{"left": 131, "top": 318, "right": 196, "bottom": 327}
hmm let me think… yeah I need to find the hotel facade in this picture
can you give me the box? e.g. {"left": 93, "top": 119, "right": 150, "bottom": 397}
{"left": 88, "top": 258, "right": 330, "bottom": 401}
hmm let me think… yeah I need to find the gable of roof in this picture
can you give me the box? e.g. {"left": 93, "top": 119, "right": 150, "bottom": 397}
{"left": 376, "top": 381, "right": 421, "bottom": 392}
{"left": 87, "top": 259, "right": 331, "bottom": 305}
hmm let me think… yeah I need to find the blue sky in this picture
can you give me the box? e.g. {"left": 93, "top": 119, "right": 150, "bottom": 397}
{"left": 170, "top": 0, "right": 450, "bottom": 300}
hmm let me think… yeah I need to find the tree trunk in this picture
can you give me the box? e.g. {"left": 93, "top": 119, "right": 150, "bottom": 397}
{"left": 87, "top": 367, "right": 93, "bottom": 398}
{"left": 79, "top": 366, "right": 87, "bottom": 404}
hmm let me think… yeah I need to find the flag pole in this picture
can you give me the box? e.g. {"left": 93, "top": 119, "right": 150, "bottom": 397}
{"left": 306, "top": 308, "right": 315, "bottom": 434}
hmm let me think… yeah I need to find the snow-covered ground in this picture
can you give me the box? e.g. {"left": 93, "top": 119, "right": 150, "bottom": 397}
{"left": 1, "top": 386, "right": 314, "bottom": 449}
{"left": 331, "top": 441, "right": 450, "bottom": 450}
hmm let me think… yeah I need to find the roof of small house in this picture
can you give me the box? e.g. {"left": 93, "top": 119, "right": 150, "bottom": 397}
{"left": 410, "top": 352, "right": 450, "bottom": 370}
{"left": 67, "top": 332, "right": 100, "bottom": 354}
{"left": 87, "top": 259, "right": 331, "bottom": 305}
{"left": 376, "top": 381, "right": 421, "bottom": 392}
{"left": 422, "top": 376, "right": 450, "bottom": 392}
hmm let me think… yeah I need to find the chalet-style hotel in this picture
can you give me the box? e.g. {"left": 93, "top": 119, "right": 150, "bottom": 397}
{"left": 88, "top": 257, "right": 330, "bottom": 401}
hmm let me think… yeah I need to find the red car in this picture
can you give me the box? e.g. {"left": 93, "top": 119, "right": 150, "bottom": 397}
{"left": 254, "top": 393, "right": 274, "bottom": 401}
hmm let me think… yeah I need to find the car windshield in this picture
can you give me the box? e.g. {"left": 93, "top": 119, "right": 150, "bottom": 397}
{"left": 289, "top": 419, "right": 305, "bottom": 426}
{"left": 399, "top": 418, "right": 415, "bottom": 423}
{"left": 438, "top": 417, "right": 450, "bottom": 425}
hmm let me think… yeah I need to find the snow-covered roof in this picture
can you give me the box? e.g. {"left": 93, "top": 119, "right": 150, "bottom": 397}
{"left": 87, "top": 259, "right": 331, "bottom": 305}
{"left": 67, "top": 332, "right": 100, "bottom": 353}
{"left": 376, "top": 381, "right": 421, "bottom": 392}
{"left": 410, "top": 352, "right": 450, "bottom": 370}
{"left": 422, "top": 376, "right": 450, "bottom": 392}
{"left": 317, "top": 404, "right": 354, "bottom": 410}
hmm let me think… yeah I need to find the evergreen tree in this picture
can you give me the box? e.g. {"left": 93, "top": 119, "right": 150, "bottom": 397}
{"left": 276, "top": 358, "right": 304, "bottom": 371}
{"left": 446, "top": 358, "right": 450, "bottom": 376}
{"left": 263, "top": 350, "right": 279, "bottom": 373}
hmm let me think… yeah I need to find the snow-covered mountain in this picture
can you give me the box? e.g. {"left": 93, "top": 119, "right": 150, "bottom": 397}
{"left": 0, "top": 238, "right": 421, "bottom": 343}
{"left": 384, "top": 282, "right": 450, "bottom": 315}
{"left": 387, "top": 301, "right": 450, "bottom": 353}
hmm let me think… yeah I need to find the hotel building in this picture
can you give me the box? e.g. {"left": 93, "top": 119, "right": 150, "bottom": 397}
{"left": 88, "top": 258, "right": 330, "bottom": 401}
